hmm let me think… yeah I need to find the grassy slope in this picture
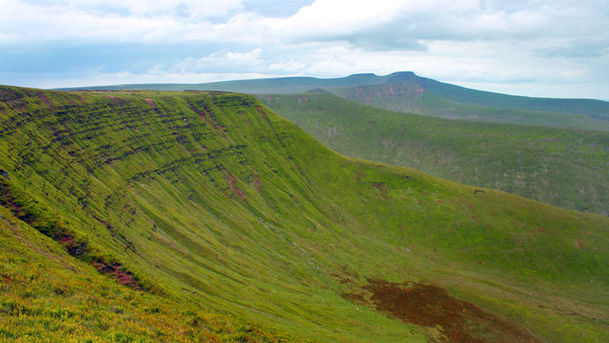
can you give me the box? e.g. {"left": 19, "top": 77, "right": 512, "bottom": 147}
{"left": 260, "top": 93, "right": 609, "bottom": 216}
{"left": 1, "top": 86, "right": 609, "bottom": 342}
{"left": 415, "top": 75, "right": 609, "bottom": 120}
{"left": 0, "top": 206, "right": 290, "bottom": 342}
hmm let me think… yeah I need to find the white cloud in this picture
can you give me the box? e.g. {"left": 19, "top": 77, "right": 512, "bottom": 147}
{"left": 26, "top": 70, "right": 274, "bottom": 89}
{"left": 268, "top": 60, "right": 306, "bottom": 73}
{"left": 0, "top": 0, "right": 550, "bottom": 44}
{"left": 165, "top": 48, "right": 308, "bottom": 75}
{"left": 269, "top": 0, "right": 408, "bottom": 37}
{"left": 268, "top": 0, "right": 548, "bottom": 44}
{"left": 0, "top": 0, "right": 246, "bottom": 43}
{"left": 0, "top": 0, "right": 599, "bottom": 46}
{"left": 44, "top": 0, "right": 243, "bottom": 18}
{"left": 181, "top": 48, "right": 265, "bottom": 72}
{"left": 466, "top": 10, "right": 546, "bottom": 36}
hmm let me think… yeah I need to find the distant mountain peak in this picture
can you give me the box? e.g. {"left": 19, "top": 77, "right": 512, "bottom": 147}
{"left": 307, "top": 88, "right": 332, "bottom": 94}
{"left": 384, "top": 71, "right": 418, "bottom": 83}
{"left": 389, "top": 71, "right": 416, "bottom": 77}
{"left": 343, "top": 73, "right": 379, "bottom": 81}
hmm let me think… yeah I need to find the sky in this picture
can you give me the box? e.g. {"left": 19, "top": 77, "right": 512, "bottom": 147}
{"left": 1, "top": 0, "right": 608, "bottom": 99}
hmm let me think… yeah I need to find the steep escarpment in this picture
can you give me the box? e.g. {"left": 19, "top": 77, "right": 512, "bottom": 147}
{"left": 1, "top": 86, "right": 608, "bottom": 342}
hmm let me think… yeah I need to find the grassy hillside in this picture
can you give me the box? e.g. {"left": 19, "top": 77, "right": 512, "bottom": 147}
{"left": 0, "top": 207, "right": 291, "bottom": 342}
{"left": 1, "top": 86, "right": 609, "bottom": 342}
{"left": 412, "top": 74, "right": 609, "bottom": 120}
{"left": 260, "top": 93, "right": 609, "bottom": 216}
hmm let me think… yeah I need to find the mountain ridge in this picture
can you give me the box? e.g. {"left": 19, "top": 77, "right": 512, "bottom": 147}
{"left": 56, "top": 70, "right": 609, "bottom": 105}
{"left": 56, "top": 71, "right": 609, "bottom": 131}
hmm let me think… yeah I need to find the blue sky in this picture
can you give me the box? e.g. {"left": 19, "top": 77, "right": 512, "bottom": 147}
{"left": 1, "top": 0, "right": 608, "bottom": 99}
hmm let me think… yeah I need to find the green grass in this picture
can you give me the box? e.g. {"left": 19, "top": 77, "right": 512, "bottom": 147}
{"left": 0, "top": 206, "right": 291, "bottom": 342}
{"left": 261, "top": 92, "right": 609, "bottom": 216}
{"left": 1, "top": 85, "right": 609, "bottom": 342}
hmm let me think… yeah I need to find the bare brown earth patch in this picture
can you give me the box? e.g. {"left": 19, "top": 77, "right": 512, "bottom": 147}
{"left": 107, "top": 95, "right": 121, "bottom": 105}
{"left": 144, "top": 98, "right": 156, "bottom": 108}
{"left": 225, "top": 170, "right": 246, "bottom": 199}
{"left": 57, "top": 235, "right": 87, "bottom": 256}
{"left": 256, "top": 105, "right": 268, "bottom": 119}
{"left": 38, "top": 94, "right": 55, "bottom": 111}
{"left": 91, "top": 259, "right": 143, "bottom": 290}
{"left": 342, "top": 279, "right": 539, "bottom": 343}
{"left": 373, "top": 182, "right": 389, "bottom": 199}
{"left": 252, "top": 172, "right": 263, "bottom": 191}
